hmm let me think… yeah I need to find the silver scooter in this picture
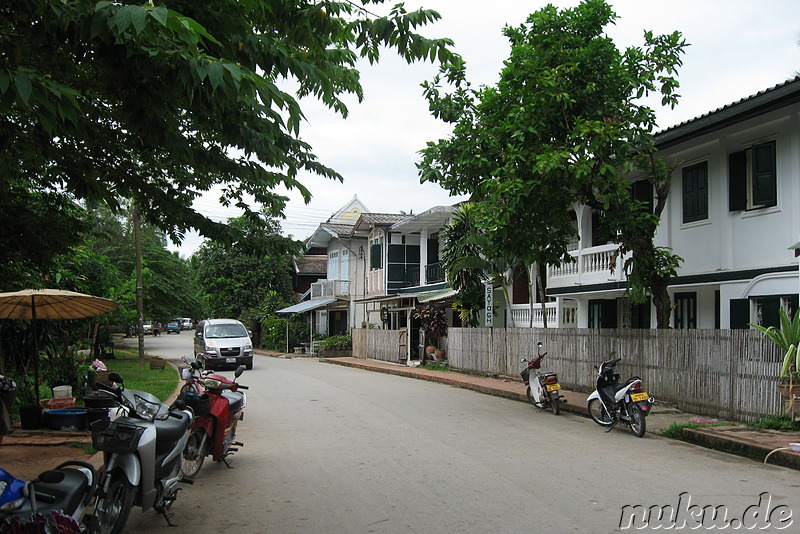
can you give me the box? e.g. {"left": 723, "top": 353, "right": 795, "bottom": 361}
{"left": 90, "top": 373, "right": 193, "bottom": 533}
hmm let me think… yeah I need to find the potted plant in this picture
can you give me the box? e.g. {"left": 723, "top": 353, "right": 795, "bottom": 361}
{"left": 15, "top": 375, "right": 43, "bottom": 430}
{"left": 414, "top": 306, "right": 447, "bottom": 362}
{"left": 751, "top": 308, "right": 800, "bottom": 405}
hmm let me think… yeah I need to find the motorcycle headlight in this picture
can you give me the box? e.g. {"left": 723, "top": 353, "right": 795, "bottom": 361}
{"left": 201, "top": 378, "right": 224, "bottom": 389}
{"left": 134, "top": 394, "right": 161, "bottom": 421}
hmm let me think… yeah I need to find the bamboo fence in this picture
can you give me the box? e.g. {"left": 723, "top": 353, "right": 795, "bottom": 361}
{"left": 354, "top": 327, "right": 784, "bottom": 421}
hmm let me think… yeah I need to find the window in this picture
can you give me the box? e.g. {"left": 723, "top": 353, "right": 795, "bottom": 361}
{"left": 370, "top": 238, "right": 383, "bottom": 270}
{"left": 340, "top": 249, "right": 349, "bottom": 281}
{"left": 328, "top": 251, "right": 339, "bottom": 279}
{"left": 673, "top": 292, "right": 697, "bottom": 329}
{"left": 729, "top": 140, "right": 776, "bottom": 211}
{"left": 588, "top": 299, "right": 617, "bottom": 328}
{"left": 682, "top": 162, "right": 708, "bottom": 223}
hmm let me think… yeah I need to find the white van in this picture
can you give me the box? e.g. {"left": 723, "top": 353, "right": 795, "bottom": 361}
{"left": 194, "top": 319, "right": 253, "bottom": 370}
{"left": 180, "top": 318, "right": 193, "bottom": 330}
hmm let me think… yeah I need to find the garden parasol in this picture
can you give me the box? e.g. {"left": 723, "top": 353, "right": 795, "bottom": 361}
{"left": 0, "top": 289, "right": 119, "bottom": 403}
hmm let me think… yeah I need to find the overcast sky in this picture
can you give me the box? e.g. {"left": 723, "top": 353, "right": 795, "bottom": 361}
{"left": 170, "top": 0, "right": 800, "bottom": 257}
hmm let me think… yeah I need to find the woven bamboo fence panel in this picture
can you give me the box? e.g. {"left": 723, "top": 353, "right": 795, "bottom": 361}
{"left": 447, "top": 327, "right": 783, "bottom": 421}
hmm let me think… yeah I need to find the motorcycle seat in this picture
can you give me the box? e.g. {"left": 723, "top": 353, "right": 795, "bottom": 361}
{"left": 222, "top": 391, "right": 244, "bottom": 414}
{"left": 23, "top": 468, "right": 90, "bottom": 516}
{"left": 155, "top": 410, "right": 192, "bottom": 443}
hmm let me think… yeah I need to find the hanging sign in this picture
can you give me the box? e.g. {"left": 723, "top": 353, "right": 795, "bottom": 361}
{"left": 485, "top": 282, "right": 493, "bottom": 327}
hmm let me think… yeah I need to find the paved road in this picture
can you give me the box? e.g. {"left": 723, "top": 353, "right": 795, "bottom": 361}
{"left": 123, "top": 335, "right": 800, "bottom": 533}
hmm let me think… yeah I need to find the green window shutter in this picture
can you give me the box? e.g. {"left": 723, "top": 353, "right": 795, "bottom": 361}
{"left": 682, "top": 163, "right": 707, "bottom": 223}
{"left": 752, "top": 141, "right": 776, "bottom": 207}
{"left": 728, "top": 151, "right": 747, "bottom": 211}
{"left": 760, "top": 296, "right": 780, "bottom": 329}
{"left": 370, "top": 243, "right": 382, "bottom": 269}
{"left": 601, "top": 299, "right": 618, "bottom": 328}
{"left": 729, "top": 299, "right": 750, "bottom": 329}
{"left": 632, "top": 179, "right": 653, "bottom": 213}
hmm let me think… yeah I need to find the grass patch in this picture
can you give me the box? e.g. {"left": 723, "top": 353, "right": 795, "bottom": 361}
{"left": 418, "top": 363, "right": 450, "bottom": 372}
{"left": 746, "top": 414, "right": 800, "bottom": 432}
{"left": 99, "top": 356, "right": 179, "bottom": 402}
{"left": 659, "top": 422, "right": 729, "bottom": 440}
{"left": 65, "top": 441, "right": 96, "bottom": 456}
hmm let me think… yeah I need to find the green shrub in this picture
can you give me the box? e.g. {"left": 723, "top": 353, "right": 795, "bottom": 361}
{"left": 746, "top": 414, "right": 800, "bottom": 432}
{"left": 319, "top": 332, "right": 352, "bottom": 350}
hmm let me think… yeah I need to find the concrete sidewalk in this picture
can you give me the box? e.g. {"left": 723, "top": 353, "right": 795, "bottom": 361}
{"left": 317, "top": 355, "right": 800, "bottom": 470}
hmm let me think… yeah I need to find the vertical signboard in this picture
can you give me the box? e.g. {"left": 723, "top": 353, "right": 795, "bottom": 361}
{"left": 485, "top": 282, "right": 493, "bottom": 327}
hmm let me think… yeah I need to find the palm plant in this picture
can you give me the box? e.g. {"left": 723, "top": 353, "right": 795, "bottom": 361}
{"left": 751, "top": 307, "right": 800, "bottom": 385}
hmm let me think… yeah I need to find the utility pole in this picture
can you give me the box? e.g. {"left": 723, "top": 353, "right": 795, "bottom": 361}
{"left": 133, "top": 204, "right": 145, "bottom": 369}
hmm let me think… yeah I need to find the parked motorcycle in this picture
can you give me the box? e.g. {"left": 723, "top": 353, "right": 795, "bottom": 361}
{"left": 91, "top": 372, "right": 193, "bottom": 533}
{"left": 0, "top": 461, "right": 97, "bottom": 533}
{"left": 587, "top": 355, "right": 654, "bottom": 437}
{"left": 520, "top": 341, "right": 563, "bottom": 415}
{"left": 179, "top": 359, "right": 248, "bottom": 478}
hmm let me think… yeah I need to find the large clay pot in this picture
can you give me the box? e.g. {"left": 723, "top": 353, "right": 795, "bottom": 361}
{"left": 778, "top": 384, "right": 800, "bottom": 399}
{"left": 425, "top": 345, "right": 436, "bottom": 355}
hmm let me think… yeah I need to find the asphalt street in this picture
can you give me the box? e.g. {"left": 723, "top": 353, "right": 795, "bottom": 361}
{"left": 123, "top": 334, "right": 799, "bottom": 533}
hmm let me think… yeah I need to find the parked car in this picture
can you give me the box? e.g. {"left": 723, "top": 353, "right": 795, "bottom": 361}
{"left": 142, "top": 321, "right": 153, "bottom": 335}
{"left": 166, "top": 321, "right": 181, "bottom": 334}
{"left": 194, "top": 319, "right": 253, "bottom": 370}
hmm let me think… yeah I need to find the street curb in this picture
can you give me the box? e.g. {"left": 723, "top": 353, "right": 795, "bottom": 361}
{"left": 683, "top": 427, "right": 800, "bottom": 470}
{"left": 319, "top": 357, "right": 590, "bottom": 417}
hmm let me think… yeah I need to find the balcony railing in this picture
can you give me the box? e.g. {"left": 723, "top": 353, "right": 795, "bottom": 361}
{"left": 547, "top": 244, "right": 626, "bottom": 286}
{"left": 311, "top": 279, "right": 350, "bottom": 299}
{"left": 425, "top": 263, "right": 445, "bottom": 283}
{"left": 507, "top": 302, "right": 577, "bottom": 328}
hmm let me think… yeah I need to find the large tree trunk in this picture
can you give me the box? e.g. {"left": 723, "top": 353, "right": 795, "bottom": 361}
{"left": 651, "top": 277, "right": 672, "bottom": 329}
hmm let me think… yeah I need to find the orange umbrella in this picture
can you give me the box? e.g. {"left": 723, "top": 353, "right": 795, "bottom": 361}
{"left": 0, "top": 289, "right": 119, "bottom": 403}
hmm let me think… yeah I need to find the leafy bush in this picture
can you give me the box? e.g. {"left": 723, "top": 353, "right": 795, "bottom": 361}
{"left": 319, "top": 332, "right": 352, "bottom": 350}
{"left": 746, "top": 414, "right": 800, "bottom": 432}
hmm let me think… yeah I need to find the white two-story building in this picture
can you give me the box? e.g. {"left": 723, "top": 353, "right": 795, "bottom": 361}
{"left": 544, "top": 77, "right": 800, "bottom": 329}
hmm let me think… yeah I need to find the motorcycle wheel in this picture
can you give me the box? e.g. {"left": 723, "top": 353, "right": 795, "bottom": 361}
{"left": 525, "top": 386, "right": 537, "bottom": 407}
{"left": 548, "top": 391, "right": 560, "bottom": 415}
{"left": 629, "top": 405, "right": 646, "bottom": 437}
{"left": 182, "top": 428, "right": 207, "bottom": 479}
{"left": 93, "top": 472, "right": 134, "bottom": 534}
{"left": 588, "top": 398, "right": 614, "bottom": 426}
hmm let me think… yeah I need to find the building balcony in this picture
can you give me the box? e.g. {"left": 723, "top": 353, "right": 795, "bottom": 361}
{"left": 507, "top": 302, "right": 577, "bottom": 328}
{"left": 547, "top": 244, "right": 628, "bottom": 290}
{"left": 311, "top": 279, "right": 350, "bottom": 299}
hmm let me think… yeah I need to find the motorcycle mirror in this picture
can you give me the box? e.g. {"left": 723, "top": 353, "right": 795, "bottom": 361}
{"left": 235, "top": 365, "right": 245, "bottom": 378}
{"left": 537, "top": 341, "right": 543, "bottom": 348}
{"left": 107, "top": 372, "right": 124, "bottom": 384}
{"left": 520, "top": 358, "right": 526, "bottom": 363}
{"left": 191, "top": 361, "right": 202, "bottom": 370}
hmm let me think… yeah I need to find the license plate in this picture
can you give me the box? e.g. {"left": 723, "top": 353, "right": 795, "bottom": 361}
{"left": 225, "top": 358, "right": 236, "bottom": 363}
{"left": 631, "top": 392, "right": 649, "bottom": 402}
{"left": 545, "top": 383, "right": 561, "bottom": 392}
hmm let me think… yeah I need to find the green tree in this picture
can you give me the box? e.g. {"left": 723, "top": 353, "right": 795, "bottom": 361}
{"left": 191, "top": 215, "right": 301, "bottom": 321}
{"left": 419, "top": 0, "right": 686, "bottom": 327}
{"left": 440, "top": 203, "right": 521, "bottom": 327}
{"left": 0, "top": 176, "right": 89, "bottom": 290}
{"left": 2, "top": 0, "right": 456, "bottom": 249}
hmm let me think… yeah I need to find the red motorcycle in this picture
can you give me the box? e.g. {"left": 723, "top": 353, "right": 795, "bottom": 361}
{"left": 178, "top": 359, "right": 248, "bottom": 478}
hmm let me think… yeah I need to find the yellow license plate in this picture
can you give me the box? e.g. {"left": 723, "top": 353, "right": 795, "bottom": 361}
{"left": 545, "top": 383, "right": 561, "bottom": 392}
{"left": 630, "top": 392, "right": 649, "bottom": 402}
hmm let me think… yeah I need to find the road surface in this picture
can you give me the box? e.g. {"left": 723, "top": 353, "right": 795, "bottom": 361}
{"left": 122, "top": 334, "right": 799, "bottom": 533}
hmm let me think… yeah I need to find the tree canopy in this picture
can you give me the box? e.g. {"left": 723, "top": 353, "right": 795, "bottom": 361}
{"left": 1, "top": 0, "right": 456, "bottom": 249}
{"left": 419, "top": 0, "right": 686, "bottom": 326}
{"left": 191, "top": 214, "right": 300, "bottom": 321}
